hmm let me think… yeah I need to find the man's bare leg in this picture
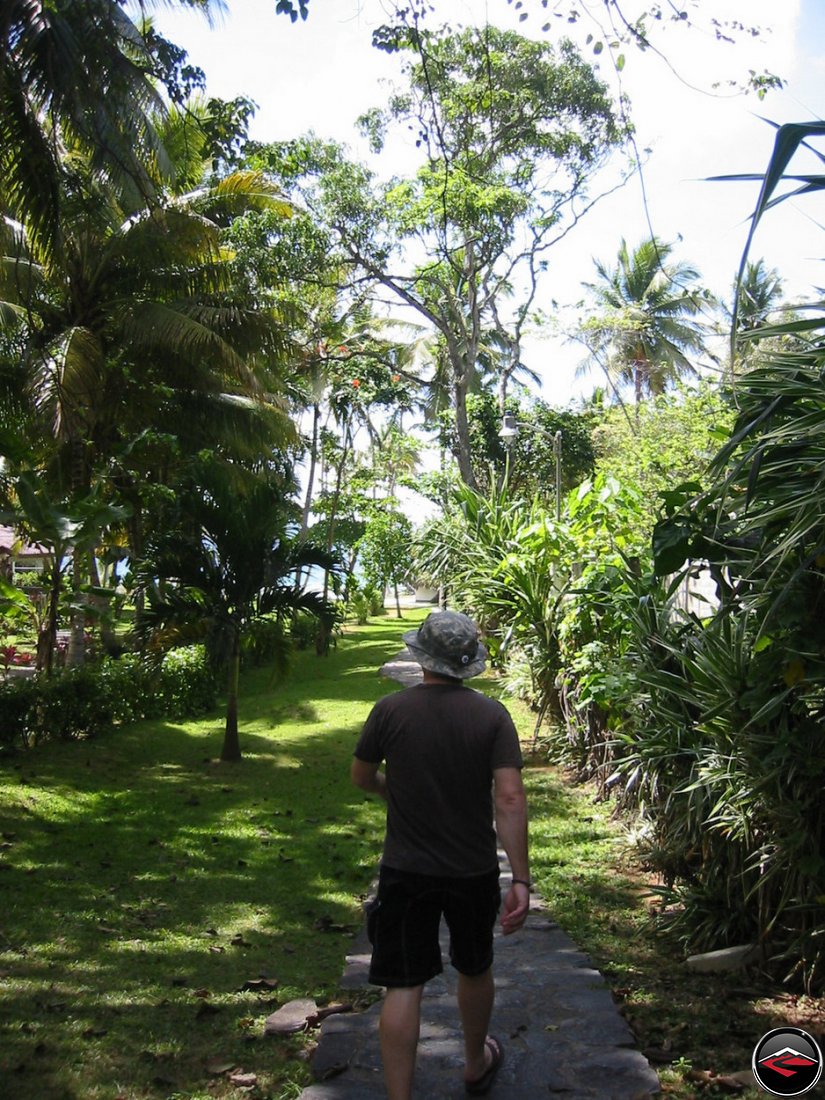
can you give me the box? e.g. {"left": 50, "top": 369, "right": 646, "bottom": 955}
{"left": 457, "top": 967, "right": 495, "bottom": 1082}
{"left": 379, "top": 985, "right": 424, "bottom": 1100}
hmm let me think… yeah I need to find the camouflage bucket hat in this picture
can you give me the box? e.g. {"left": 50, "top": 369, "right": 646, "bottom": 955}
{"left": 402, "top": 610, "right": 488, "bottom": 679}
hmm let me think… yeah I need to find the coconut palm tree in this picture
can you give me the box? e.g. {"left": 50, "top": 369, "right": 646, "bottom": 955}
{"left": 581, "top": 237, "right": 709, "bottom": 409}
{"left": 0, "top": 0, "right": 218, "bottom": 259}
{"left": 723, "top": 258, "right": 786, "bottom": 375}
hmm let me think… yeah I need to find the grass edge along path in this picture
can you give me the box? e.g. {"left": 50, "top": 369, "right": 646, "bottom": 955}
{"left": 1, "top": 611, "right": 821, "bottom": 1100}
{"left": 525, "top": 768, "right": 825, "bottom": 1100}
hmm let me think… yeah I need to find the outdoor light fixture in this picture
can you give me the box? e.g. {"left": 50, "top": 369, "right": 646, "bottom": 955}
{"left": 498, "top": 414, "right": 563, "bottom": 522}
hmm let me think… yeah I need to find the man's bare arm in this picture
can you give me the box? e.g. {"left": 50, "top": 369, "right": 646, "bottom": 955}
{"left": 351, "top": 757, "right": 388, "bottom": 801}
{"left": 494, "top": 766, "right": 530, "bottom": 935}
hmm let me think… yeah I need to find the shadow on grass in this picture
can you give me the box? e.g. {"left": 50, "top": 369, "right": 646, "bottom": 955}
{"left": 0, "top": 617, "right": 418, "bottom": 1099}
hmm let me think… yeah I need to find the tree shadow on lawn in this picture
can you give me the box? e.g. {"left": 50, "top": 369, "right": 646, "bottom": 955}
{"left": 0, "top": 610, "right": 519, "bottom": 1097}
{"left": 0, "top": 731, "right": 385, "bottom": 1097}
{"left": 0, "top": 635, "right": 407, "bottom": 1098}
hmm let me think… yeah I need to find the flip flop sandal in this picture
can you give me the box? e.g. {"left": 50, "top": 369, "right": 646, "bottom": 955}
{"left": 465, "top": 1035, "right": 504, "bottom": 1095}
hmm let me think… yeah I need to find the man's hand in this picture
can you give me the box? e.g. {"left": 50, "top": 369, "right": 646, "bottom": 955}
{"left": 500, "top": 881, "right": 529, "bottom": 935}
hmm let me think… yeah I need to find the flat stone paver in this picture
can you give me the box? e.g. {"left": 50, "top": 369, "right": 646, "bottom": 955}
{"left": 297, "top": 652, "right": 661, "bottom": 1099}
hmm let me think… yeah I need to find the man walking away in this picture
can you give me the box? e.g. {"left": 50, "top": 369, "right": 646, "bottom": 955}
{"left": 352, "top": 609, "right": 530, "bottom": 1098}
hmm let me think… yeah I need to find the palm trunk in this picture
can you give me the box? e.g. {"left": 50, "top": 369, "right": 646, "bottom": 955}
{"left": 300, "top": 402, "right": 321, "bottom": 536}
{"left": 317, "top": 419, "right": 352, "bottom": 655}
{"left": 121, "top": 496, "right": 146, "bottom": 639}
{"left": 65, "top": 544, "right": 86, "bottom": 667}
{"left": 36, "top": 559, "right": 61, "bottom": 676}
{"left": 297, "top": 402, "right": 322, "bottom": 592}
{"left": 66, "top": 441, "right": 89, "bottom": 667}
{"left": 221, "top": 628, "right": 242, "bottom": 762}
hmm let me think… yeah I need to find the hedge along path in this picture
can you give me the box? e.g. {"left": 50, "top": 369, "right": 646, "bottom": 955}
{"left": 298, "top": 646, "right": 661, "bottom": 1099}
{"left": 0, "top": 617, "right": 421, "bottom": 1100}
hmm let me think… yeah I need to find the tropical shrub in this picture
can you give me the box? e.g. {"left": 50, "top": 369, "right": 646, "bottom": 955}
{"left": 0, "top": 645, "right": 217, "bottom": 749}
{"left": 241, "top": 616, "right": 289, "bottom": 671}
{"left": 414, "top": 474, "right": 650, "bottom": 742}
{"left": 289, "top": 611, "right": 319, "bottom": 650}
{"left": 643, "top": 348, "right": 825, "bottom": 990}
{"left": 348, "top": 591, "right": 370, "bottom": 626}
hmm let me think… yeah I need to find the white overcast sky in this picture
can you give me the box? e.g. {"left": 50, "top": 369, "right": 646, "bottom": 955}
{"left": 154, "top": 0, "right": 825, "bottom": 404}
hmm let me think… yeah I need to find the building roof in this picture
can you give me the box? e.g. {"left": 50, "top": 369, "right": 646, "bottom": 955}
{"left": 0, "top": 525, "right": 48, "bottom": 557}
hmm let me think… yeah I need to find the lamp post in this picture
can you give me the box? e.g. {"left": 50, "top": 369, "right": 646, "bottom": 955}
{"left": 552, "top": 428, "right": 562, "bottom": 523}
{"left": 498, "top": 415, "right": 563, "bottom": 522}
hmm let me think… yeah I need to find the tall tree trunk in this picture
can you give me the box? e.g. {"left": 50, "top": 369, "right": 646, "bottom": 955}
{"left": 127, "top": 509, "right": 146, "bottom": 642}
{"left": 300, "top": 402, "right": 321, "bottom": 536}
{"left": 221, "top": 628, "right": 242, "bottom": 762}
{"left": 66, "top": 441, "right": 88, "bottom": 667}
{"left": 394, "top": 580, "right": 402, "bottom": 619}
{"left": 36, "top": 560, "right": 61, "bottom": 676}
{"left": 317, "top": 418, "right": 352, "bottom": 655}
{"left": 453, "top": 368, "right": 477, "bottom": 489}
{"left": 296, "top": 402, "right": 322, "bottom": 592}
{"left": 65, "top": 544, "right": 86, "bottom": 667}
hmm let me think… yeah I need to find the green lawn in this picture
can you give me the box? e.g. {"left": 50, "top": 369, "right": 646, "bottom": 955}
{"left": 0, "top": 612, "right": 812, "bottom": 1100}
{"left": 0, "top": 615, "right": 417, "bottom": 1100}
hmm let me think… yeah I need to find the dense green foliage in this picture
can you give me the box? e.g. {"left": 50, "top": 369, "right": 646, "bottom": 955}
{"left": 637, "top": 350, "right": 825, "bottom": 990}
{"left": 416, "top": 358, "right": 825, "bottom": 989}
{"left": 592, "top": 384, "right": 732, "bottom": 535}
{"left": 0, "top": 645, "right": 216, "bottom": 750}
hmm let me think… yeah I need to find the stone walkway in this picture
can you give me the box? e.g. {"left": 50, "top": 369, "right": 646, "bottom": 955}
{"left": 298, "top": 651, "right": 661, "bottom": 1099}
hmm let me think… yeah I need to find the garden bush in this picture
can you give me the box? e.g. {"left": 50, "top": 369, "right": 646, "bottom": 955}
{"left": 240, "top": 616, "right": 289, "bottom": 670}
{"left": 348, "top": 591, "right": 370, "bottom": 625}
{"left": 289, "top": 610, "right": 318, "bottom": 650}
{"left": 363, "top": 582, "right": 385, "bottom": 617}
{"left": 0, "top": 645, "right": 217, "bottom": 750}
{"left": 0, "top": 676, "right": 38, "bottom": 749}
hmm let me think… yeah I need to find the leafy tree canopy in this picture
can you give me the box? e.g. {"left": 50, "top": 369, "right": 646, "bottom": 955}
{"left": 257, "top": 25, "right": 624, "bottom": 488}
{"left": 593, "top": 382, "right": 732, "bottom": 537}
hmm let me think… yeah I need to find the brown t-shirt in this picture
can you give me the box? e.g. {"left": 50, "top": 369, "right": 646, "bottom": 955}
{"left": 354, "top": 682, "right": 523, "bottom": 877}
